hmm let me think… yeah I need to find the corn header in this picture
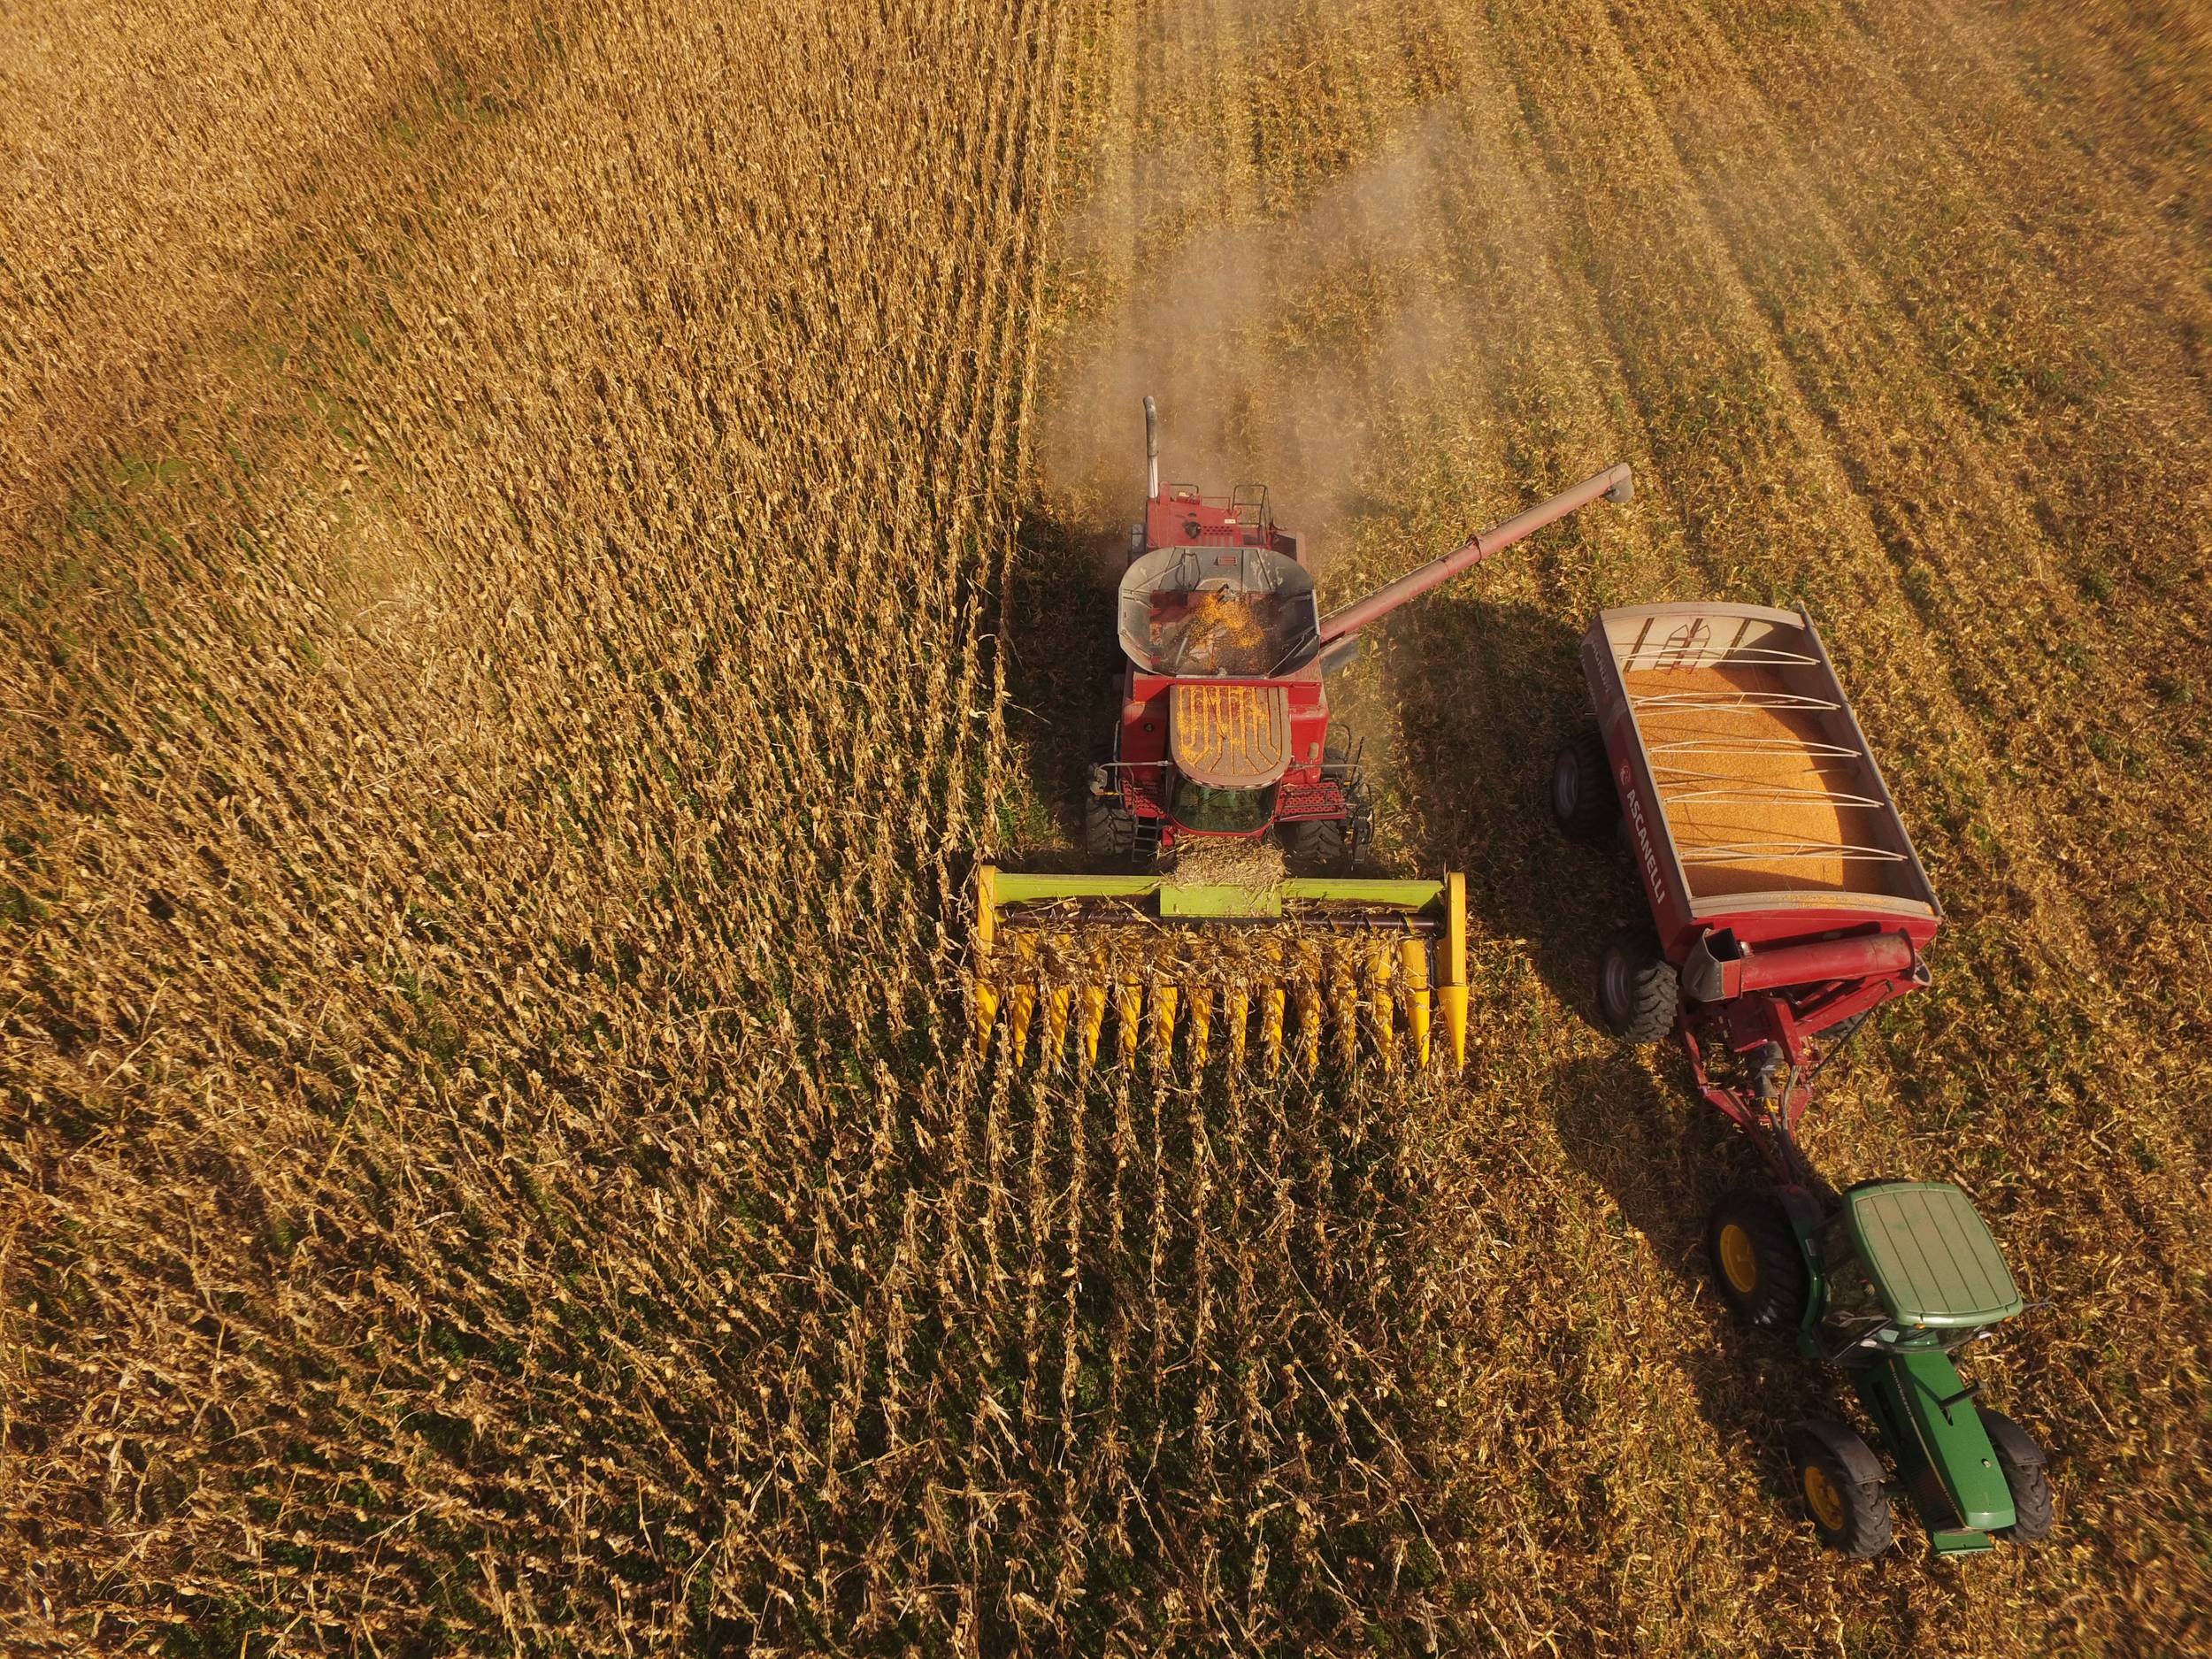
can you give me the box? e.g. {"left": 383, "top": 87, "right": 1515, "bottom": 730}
{"left": 973, "top": 866, "right": 1468, "bottom": 1070}
{"left": 972, "top": 397, "right": 1632, "bottom": 1070}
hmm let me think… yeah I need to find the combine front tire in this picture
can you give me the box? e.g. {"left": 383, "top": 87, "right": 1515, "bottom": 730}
{"left": 1787, "top": 1421, "right": 1893, "bottom": 1557}
{"left": 1282, "top": 742, "right": 1371, "bottom": 872}
{"left": 1279, "top": 813, "right": 1363, "bottom": 871}
{"left": 1597, "top": 926, "right": 1677, "bottom": 1041}
{"left": 1979, "top": 1410, "right": 2054, "bottom": 1542}
{"left": 1551, "top": 727, "right": 1618, "bottom": 840}
{"left": 1085, "top": 751, "right": 1142, "bottom": 865}
{"left": 1706, "top": 1189, "right": 1809, "bottom": 1328}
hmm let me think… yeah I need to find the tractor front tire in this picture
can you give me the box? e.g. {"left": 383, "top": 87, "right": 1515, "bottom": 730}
{"left": 1598, "top": 926, "right": 1678, "bottom": 1041}
{"left": 1551, "top": 727, "right": 1618, "bottom": 840}
{"left": 1787, "top": 1421, "right": 1893, "bottom": 1558}
{"left": 1979, "top": 1410, "right": 2055, "bottom": 1543}
{"left": 1707, "top": 1189, "right": 1810, "bottom": 1328}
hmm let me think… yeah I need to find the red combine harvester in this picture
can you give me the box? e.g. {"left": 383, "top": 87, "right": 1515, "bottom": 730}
{"left": 968, "top": 399, "right": 1633, "bottom": 1070}
{"left": 1088, "top": 396, "right": 1635, "bottom": 867}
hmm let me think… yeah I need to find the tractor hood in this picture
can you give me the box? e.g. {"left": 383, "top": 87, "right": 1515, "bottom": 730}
{"left": 1168, "top": 681, "right": 1292, "bottom": 787}
{"left": 1119, "top": 544, "right": 1318, "bottom": 676}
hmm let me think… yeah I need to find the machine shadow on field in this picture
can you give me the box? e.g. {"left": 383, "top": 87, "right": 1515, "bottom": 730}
{"left": 1384, "top": 594, "right": 1623, "bottom": 1025}
{"left": 1385, "top": 595, "right": 1844, "bottom": 1484}
{"left": 998, "top": 498, "right": 1127, "bottom": 864}
{"left": 1547, "top": 1056, "right": 1841, "bottom": 1502}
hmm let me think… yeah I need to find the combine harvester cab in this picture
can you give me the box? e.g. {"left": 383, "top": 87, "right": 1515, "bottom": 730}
{"left": 972, "top": 397, "right": 1633, "bottom": 1071}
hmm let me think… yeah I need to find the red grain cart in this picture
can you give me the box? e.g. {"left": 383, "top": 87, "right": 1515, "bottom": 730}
{"left": 1551, "top": 603, "right": 1939, "bottom": 1179}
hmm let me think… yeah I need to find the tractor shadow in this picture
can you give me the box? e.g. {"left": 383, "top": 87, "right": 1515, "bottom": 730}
{"left": 1385, "top": 594, "right": 1841, "bottom": 1479}
{"left": 1548, "top": 1054, "right": 1840, "bottom": 1498}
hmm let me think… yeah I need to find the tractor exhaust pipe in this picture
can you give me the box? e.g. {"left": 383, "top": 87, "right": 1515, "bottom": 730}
{"left": 1144, "top": 396, "right": 1159, "bottom": 500}
{"left": 1315, "top": 462, "right": 1634, "bottom": 646}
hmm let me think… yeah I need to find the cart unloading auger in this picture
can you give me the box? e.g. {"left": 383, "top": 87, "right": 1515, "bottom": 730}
{"left": 972, "top": 399, "right": 1632, "bottom": 1070}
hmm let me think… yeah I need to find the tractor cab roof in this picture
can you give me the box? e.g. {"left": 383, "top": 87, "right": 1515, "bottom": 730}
{"left": 1118, "top": 544, "right": 1318, "bottom": 676}
{"left": 1843, "top": 1182, "right": 2023, "bottom": 1329}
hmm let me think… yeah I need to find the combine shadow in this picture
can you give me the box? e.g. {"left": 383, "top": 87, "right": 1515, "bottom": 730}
{"left": 1383, "top": 592, "right": 1624, "bottom": 1019}
{"left": 998, "top": 498, "right": 1127, "bottom": 863}
{"left": 1385, "top": 593, "right": 1840, "bottom": 1486}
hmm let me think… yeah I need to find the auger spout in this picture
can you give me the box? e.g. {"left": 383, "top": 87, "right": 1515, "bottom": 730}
{"left": 1314, "top": 463, "right": 1633, "bottom": 647}
{"left": 1144, "top": 395, "right": 1159, "bottom": 501}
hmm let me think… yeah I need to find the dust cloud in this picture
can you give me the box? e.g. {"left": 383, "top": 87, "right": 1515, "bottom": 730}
{"left": 1038, "top": 107, "right": 1480, "bottom": 577}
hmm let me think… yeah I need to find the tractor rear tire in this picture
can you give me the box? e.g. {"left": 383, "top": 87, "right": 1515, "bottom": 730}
{"left": 1598, "top": 926, "right": 1678, "bottom": 1041}
{"left": 1551, "top": 727, "right": 1618, "bottom": 840}
{"left": 1979, "top": 1410, "right": 2054, "bottom": 1542}
{"left": 1707, "top": 1189, "right": 1810, "bottom": 1328}
{"left": 1787, "top": 1421, "right": 1893, "bottom": 1558}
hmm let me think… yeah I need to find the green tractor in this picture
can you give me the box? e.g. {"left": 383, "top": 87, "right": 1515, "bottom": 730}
{"left": 1709, "top": 1180, "right": 2054, "bottom": 1557}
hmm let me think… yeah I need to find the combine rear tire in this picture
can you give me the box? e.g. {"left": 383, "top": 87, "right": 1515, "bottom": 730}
{"left": 1551, "top": 727, "right": 1618, "bottom": 840}
{"left": 1707, "top": 1189, "right": 1809, "bottom": 1328}
{"left": 1980, "top": 1410, "right": 2054, "bottom": 1542}
{"left": 1597, "top": 926, "right": 1677, "bottom": 1041}
{"left": 1787, "top": 1421, "right": 1893, "bottom": 1557}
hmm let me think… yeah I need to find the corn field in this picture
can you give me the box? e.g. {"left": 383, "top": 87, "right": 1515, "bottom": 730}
{"left": 3, "top": 0, "right": 2208, "bottom": 1654}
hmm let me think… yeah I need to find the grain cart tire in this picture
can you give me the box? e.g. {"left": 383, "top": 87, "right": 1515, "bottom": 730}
{"left": 1707, "top": 1190, "right": 1810, "bottom": 1328}
{"left": 1551, "top": 727, "right": 1619, "bottom": 840}
{"left": 1814, "top": 1010, "right": 1869, "bottom": 1045}
{"left": 1598, "top": 927, "right": 1678, "bottom": 1041}
{"left": 1787, "top": 1420, "right": 1893, "bottom": 1558}
{"left": 1979, "top": 1410, "right": 2054, "bottom": 1542}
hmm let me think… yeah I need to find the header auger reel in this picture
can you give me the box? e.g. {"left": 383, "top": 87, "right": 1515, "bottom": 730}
{"left": 972, "top": 868, "right": 1468, "bottom": 1071}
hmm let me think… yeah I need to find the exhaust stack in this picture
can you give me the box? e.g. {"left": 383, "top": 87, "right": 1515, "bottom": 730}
{"left": 1144, "top": 395, "right": 1159, "bottom": 501}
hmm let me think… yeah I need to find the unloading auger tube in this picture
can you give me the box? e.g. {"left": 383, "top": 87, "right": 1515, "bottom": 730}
{"left": 972, "top": 869, "right": 1470, "bottom": 1071}
{"left": 1311, "top": 461, "right": 1634, "bottom": 647}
